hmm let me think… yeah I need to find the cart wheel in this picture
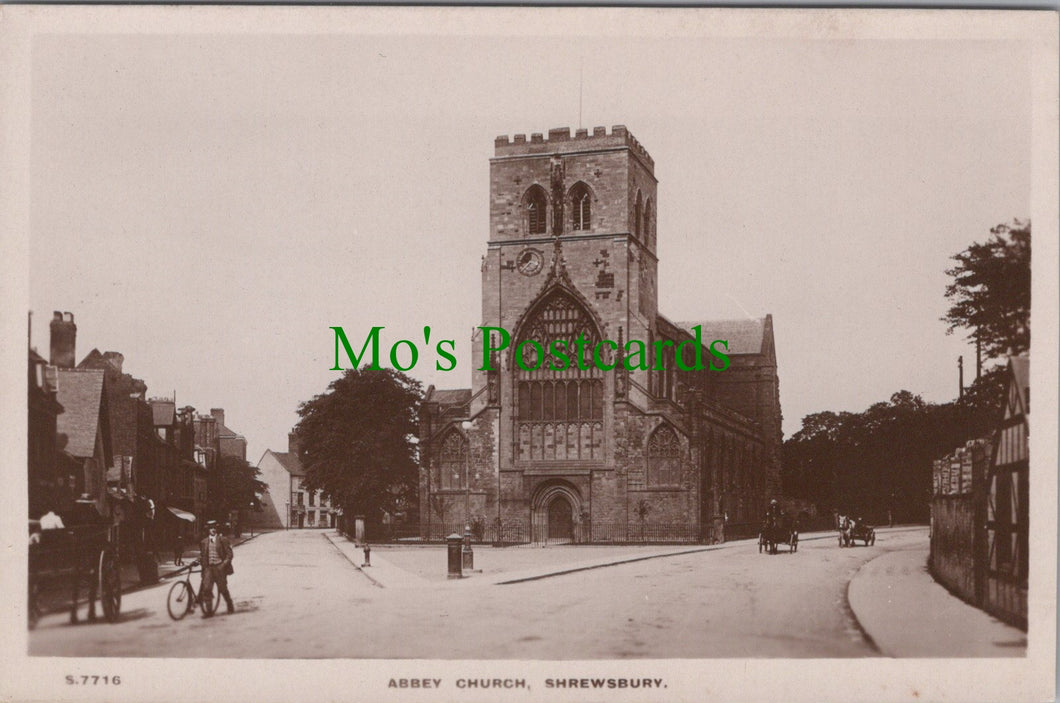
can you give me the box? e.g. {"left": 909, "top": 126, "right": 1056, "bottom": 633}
{"left": 98, "top": 549, "right": 121, "bottom": 623}
{"left": 28, "top": 578, "right": 41, "bottom": 630}
{"left": 167, "top": 580, "right": 195, "bottom": 621}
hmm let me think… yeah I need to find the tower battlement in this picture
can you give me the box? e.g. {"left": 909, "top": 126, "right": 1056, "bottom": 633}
{"left": 494, "top": 125, "right": 654, "bottom": 171}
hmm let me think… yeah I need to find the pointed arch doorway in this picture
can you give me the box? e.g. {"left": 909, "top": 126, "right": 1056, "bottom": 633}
{"left": 531, "top": 480, "right": 583, "bottom": 544}
{"left": 547, "top": 495, "right": 574, "bottom": 542}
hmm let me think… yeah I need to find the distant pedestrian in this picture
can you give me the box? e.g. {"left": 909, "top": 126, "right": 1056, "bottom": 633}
{"left": 199, "top": 520, "right": 235, "bottom": 617}
{"left": 173, "top": 533, "right": 184, "bottom": 566}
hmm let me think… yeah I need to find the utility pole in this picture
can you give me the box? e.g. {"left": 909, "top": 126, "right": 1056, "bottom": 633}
{"left": 958, "top": 355, "right": 964, "bottom": 400}
{"left": 975, "top": 334, "right": 982, "bottom": 381}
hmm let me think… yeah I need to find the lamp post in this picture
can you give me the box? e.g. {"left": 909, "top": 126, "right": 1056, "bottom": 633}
{"left": 284, "top": 500, "right": 289, "bottom": 531}
{"left": 461, "top": 420, "right": 474, "bottom": 570}
{"left": 409, "top": 435, "right": 423, "bottom": 539}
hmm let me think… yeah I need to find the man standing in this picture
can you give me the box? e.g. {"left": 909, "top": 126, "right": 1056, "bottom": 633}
{"left": 199, "top": 520, "right": 235, "bottom": 617}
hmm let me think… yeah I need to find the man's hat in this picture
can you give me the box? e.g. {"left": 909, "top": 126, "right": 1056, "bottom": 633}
{"left": 206, "top": 520, "right": 218, "bottom": 527}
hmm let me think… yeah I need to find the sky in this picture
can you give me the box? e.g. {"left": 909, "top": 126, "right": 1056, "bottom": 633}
{"left": 24, "top": 15, "right": 1035, "bottom": 463}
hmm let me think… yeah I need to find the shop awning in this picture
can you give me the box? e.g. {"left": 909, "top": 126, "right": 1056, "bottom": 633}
{"left": 168, "top": 507, "right": 197, "bottom": 522}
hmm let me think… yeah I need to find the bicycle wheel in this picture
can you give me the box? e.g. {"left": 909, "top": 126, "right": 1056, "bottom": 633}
{"left": 167, "top": 580, "right": 194, "bottom": 621}
{"left": 200, "top": 580, "right": 219, "bottom": 616}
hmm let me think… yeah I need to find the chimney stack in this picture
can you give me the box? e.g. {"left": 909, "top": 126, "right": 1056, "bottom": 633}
{"left": 49, "top": 311, "right": 77, "bottom": 368}
{"left": 288, "top": 431, "right": 301, "bottom": 456}
{"left": 211, "top": 408, "right": 225, "bottom": 428}
{"left": 103, "top": 351, "right": 124, "bottom": 375}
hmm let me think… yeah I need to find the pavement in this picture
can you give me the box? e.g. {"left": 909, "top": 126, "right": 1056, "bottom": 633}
{"left": 325, "top": 526, "right": 1027, "bottom": 657}
{"left": 847, "top": 544, "right": 1027, "bottom": 656}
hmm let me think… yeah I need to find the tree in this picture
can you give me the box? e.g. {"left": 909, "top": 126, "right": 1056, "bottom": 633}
{"left": 943, "top": 219, "right": 1030, "bottom": 361}
{"left": 294, "top": 366, "right": 422, "bottom": 523}
{"left": 217, "top": 454, "right": 268, "bottom": 527}
{"left": 782, "top": 389, "right": 998, "bottom": 524}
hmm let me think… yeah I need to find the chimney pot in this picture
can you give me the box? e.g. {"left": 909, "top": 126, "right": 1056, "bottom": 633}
{"left": 49, "top": 310, "right": 77, "bottom": 368}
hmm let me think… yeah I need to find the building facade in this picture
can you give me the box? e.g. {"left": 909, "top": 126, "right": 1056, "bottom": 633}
{"left": 256, "top": 432, "right": 332, "bottom": 530}
{"left": 419, "top": 126, "right": 782, "bottom": 544}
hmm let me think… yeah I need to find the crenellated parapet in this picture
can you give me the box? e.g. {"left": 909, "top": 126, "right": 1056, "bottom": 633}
{"left": 494, "top": 125, "right": 654, "bottom": 172}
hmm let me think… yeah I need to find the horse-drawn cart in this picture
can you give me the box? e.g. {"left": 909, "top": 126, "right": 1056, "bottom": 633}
{"left": 759, "top": 516, "right": 799, "bottom": 554}
{"left": 838, "top": 517, "right": 875, "bottom": 547}
{"left": 28, "top": 518, "right": 122, "bottom": 629}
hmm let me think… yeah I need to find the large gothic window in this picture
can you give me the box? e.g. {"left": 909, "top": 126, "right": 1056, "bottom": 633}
{"left": 647, "top": 425, "right": 681, "bottom": 487}
{"left": 435, "top": 430, "right": 467, "bottom": 490}
{"left": 570, "top": 183, "right": 591, "bottom": 231}
{"left": 515, "top": 290, "right": 604, "bottom": 462}
{"left": 525, "top": 186, "right": 548, "bottom": 235}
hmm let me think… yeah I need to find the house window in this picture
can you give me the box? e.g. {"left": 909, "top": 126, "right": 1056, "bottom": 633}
{"left": 571, "top": 183, "right": 591, "bottom": 231}
{"left": 525, "top": 186, "right": 548, "bottom": 235}
{"left": 309, "top": 491, "right": 315, "bottom": 507}
{"left": 647, "top": 425, "right": 681, "bottom": 487}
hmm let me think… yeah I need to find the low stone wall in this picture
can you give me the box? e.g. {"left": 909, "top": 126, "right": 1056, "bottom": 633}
{"left": 929, "top": 494, "right": 978, "bottom": 602}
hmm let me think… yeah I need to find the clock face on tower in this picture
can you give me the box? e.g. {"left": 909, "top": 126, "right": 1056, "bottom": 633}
{"left": 516, "top": 248, "right": 543, "bottom": 276}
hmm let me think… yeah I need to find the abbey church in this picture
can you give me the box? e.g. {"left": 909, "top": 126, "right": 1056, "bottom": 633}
{"left": 419, "top": 126, "right": 782, "bottom": 543}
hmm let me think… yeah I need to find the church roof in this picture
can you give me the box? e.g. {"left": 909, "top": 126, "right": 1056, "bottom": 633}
{"left": 426, "top": 388, "right": 472, "bottom": 407}
{"left": 676, "top": 318, "right": 768, "bottom": 355}
{"left": 54, "top": 368, "right": 105, "bottom": 458}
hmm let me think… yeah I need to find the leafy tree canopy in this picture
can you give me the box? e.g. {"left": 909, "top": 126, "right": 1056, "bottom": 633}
{"left": 943, "top": 219, "right": 1030, "bottom": 360}
{"left": 295, "top": 366, "right": 422, "bottom": 520}
{"left": 782, "top": 376, "right": 1004, "bottom": 522}
{"left": 218, "top": 454, "right": 268, "bottom": 515}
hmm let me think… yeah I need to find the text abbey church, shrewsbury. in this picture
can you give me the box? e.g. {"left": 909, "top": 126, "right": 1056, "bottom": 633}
{"left": 419, "top": 126, "right": 782, "bottom": 543}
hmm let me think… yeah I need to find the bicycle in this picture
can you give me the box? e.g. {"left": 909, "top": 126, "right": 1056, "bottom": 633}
{"left": 166, "top": 560, "right": 218, "bottom": 621}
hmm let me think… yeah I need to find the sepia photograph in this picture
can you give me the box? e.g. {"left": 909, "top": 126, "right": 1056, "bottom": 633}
{"left": 1, "top": 6, "right": 1057, "bottom": 702}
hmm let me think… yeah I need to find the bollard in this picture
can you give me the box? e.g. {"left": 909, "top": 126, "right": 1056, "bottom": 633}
{"left": 462, "top": 525, "right": 475, "bottom": 571}
{"left": 446, "top": 534, "right": 463, "bottom": 579}
{"left": 362, "top": 544, "right": 371, "bottom": 567}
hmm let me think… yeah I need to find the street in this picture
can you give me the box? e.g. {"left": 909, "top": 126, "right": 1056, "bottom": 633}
{"left": 30, "top": 527, "right": 927, "bottom": 658}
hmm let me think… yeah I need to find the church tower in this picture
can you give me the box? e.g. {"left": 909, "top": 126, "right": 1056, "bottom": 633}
{"left": 419, "top": 125, "right": 779, "bottom": 545}
{"left": 466, "top": 126, "right": 661, "bottom": 538}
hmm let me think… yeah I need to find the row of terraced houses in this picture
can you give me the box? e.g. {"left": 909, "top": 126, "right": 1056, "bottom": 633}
{"left": 28, "top": 311, "right": 251, "bottom": 583}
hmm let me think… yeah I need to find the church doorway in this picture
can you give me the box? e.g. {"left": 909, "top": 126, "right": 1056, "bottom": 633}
{"left": 530, "top": 480, "right": 582, "bottom": 544}
{"left": 547, "top": 496, "right": 574, "bottom": 542}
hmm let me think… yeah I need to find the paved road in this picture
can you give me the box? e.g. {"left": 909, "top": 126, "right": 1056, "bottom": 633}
{"left": 29, "top": 528, "right": 926, "bottom": 658}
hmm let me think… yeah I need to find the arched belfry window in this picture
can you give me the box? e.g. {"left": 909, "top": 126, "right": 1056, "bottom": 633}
{"left": 570, "top": 182, "right": 592, "bottom": 231}
{"left": 515, "top": 290, "right": 604, "bottom": 462}
{"left": 524, "top": 186, "right": 548, "bottom": 235}
{"left": 644, "top": 198, "right": 653, "bottom": 248}
{"left": 435, "top": 429, "right": 467, "bottom": 490}
{"left": 634, "top": 191, "right": 643, "bottom": 239}
{"left": 647, "top": 425, "right": 681, "bottom": 487}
